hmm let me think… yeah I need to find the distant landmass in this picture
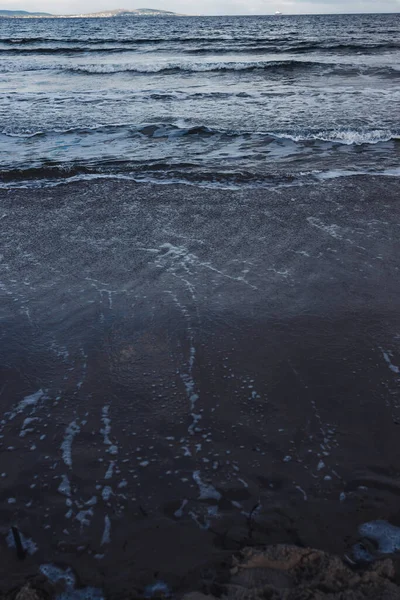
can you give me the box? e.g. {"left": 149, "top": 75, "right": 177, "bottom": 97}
{"left": 0, "top": 9, "right": 52, "bottom": 16}
{"left": 0, "top": 8, "right": 183, "bottom": 17}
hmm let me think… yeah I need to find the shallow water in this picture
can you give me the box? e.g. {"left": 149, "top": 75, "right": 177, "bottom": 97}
{"left": 0, "top": 177, "right": 400, "bottom": 595}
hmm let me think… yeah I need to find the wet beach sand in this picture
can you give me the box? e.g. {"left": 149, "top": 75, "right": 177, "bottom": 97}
{"left": 0, "top": 175, "right": 400, "bottom": 597}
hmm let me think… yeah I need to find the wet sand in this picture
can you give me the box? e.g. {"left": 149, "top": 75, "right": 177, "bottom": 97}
{"left": 0, "top": 176, "right": 400, "bottom": 597}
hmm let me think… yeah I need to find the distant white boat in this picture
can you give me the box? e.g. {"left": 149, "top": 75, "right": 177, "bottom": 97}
{"left": 275, "top": 11, "right": 282, "bottom": 15}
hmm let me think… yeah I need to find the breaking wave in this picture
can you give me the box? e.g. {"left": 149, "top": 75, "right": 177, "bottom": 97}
{"left": 2, "top": 122, "right": 399, "bottom": 145}
{"left": 64, "top": 61, "right": 400, "bottom": 77}
{"left": 2, "top": 41, "right": 400, "bottom": 57}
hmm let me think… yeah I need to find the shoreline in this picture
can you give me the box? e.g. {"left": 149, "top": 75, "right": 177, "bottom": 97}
{"left": 0, "top": 175, "right": 399, "bottom": 598}
{"left": 1, "top": 167, "right": 400, "bottom": 193}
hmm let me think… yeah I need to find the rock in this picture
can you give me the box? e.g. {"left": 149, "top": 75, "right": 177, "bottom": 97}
{"left": 15, "top": 585, "right": 41, "bottom": 600}
{"left": 184, "top": 545, "right": 400, "bottom": 599}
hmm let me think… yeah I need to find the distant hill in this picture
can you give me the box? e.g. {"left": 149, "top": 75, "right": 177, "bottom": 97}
{"left": 0, "top": 7, "right": 183, "bottom": 17}
{"left": 81, "top": 8, "right": 180, "bottom": 16}
{"left": 0, "top": 9, "right": 52, "bottom": 16}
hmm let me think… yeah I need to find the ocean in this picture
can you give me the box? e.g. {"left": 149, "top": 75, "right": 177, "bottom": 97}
{"left": 1, "top": 13, "right": 400, "bottom": 599}
{"left": 1, "top": 13, "right": 400, "bottom": 187}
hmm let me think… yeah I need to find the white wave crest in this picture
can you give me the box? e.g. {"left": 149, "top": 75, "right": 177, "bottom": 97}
{"left": 67, "top": 59, "right": 312, "bottom": 75}
{"left": 274, "top": 129, "right": 400, "bottom": 145}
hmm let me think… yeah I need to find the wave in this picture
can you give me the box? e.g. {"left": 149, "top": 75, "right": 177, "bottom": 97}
{"left": 2, "top": 39, "right": 400, "bottom": 56}
{"left": 0, "top": 36, "right": 167, "bottom": 44}
{"left": 1, "top": 163, "right": 399, "bottom": 191}
{"left": 2, "top": 122, "right": 399, "bottom": 145}
{"left": 0, "top": 160, "right": 325, "bottom": 188}
{"left": 66, "top": 59, "right": 325, "bottom": 74}
{"left": 0, "top": 46, "right": 141, "bottom": 55}
{"left": 61, "top": 61, "right": 400, "bottom": 79}
{"left": 2, "top": 41, "right": 400, "bottom": 58}
{"left": 186, "top": 41, "right": 400, "bottom": 55}
{"left": 2, "top": 90, "right": 242, "bottom": 104}
{"left": 0, "top": 59, "right": 334, "bottom": 75}
{"left": 0, "top": 166, "right": 297, "bottom": 189}
{"left": 273, "top": 129, "right": 400, "bottom": 145}
{"left": 0, "top": 123, "right": 226, "bottom": 141}
{"left": 317, "top": 41, "right": 400, "bottom": 52}
{"left": 0, "top": 35, "right": 288, "bottom": 45}
{"left": 2, "top": 35, "right": 400, "bottom": 48}
{"left": 0, "top": 161, "right": 278, "bottom": 186}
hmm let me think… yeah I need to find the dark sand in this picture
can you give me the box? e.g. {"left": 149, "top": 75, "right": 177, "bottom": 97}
{"left": 0, "top": 176, "right": 400, "bottom": 597}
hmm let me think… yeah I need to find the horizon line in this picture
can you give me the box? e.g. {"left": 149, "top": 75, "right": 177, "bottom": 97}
{"left": 1, "top": 9, "right": 400, "bottom": 16}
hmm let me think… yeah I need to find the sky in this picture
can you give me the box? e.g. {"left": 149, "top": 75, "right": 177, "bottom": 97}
{"left": 2, "top": 0, "right": 400, "bottom": 15}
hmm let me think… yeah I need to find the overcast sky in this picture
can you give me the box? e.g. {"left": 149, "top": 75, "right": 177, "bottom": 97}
{"left": 2, "top": 0, "right": 400, "bottom": 16}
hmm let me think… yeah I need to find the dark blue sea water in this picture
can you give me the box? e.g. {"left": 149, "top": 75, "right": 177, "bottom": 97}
{"left": 0, "top": 13, "right": 400, "bottom": 186}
